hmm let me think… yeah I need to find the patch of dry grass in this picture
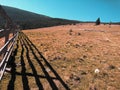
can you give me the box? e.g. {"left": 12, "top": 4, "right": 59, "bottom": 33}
{"left": 1, "top": 23, "right": 120, "bottom": 90}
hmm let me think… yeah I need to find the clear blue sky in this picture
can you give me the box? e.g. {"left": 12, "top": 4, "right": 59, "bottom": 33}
{"left": 1, "top": 0, "right": 120, "bottom": 22}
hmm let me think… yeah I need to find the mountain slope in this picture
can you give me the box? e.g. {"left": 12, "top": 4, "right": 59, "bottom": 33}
{"left": 0, "top": 6, "right": 80, "bottom": 29}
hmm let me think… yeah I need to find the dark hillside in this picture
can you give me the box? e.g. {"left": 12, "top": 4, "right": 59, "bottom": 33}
{"left": 0, "top": 6, "right": 80, "bottom": 29}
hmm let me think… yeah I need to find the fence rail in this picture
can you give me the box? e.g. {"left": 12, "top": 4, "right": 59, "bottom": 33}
{"left": 0, "top": 28, "right": 19, "bottom": 80}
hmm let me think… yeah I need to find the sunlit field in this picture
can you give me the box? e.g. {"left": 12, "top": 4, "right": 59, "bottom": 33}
{"left": 1, "top": 23, "right": 120, "bottom": 90}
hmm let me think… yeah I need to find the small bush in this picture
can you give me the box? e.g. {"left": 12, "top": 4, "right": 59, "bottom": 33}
{"left": 77, "top": 32, "right": 81, "bottom": 36}
{"left": 69, "top": 29, "right": 73, "bottom": 32}
{"left": 69, "top": 29, "right": 73, "bottom": 35}
{"left": 109, "top": 65, "right": 115, "bottom": 70}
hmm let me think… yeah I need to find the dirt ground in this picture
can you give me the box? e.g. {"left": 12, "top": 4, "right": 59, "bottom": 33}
{"left": 0, "top": 23, "right": 120, "bottom": 90}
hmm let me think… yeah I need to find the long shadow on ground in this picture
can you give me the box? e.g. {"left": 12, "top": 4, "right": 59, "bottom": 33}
{"left": 7, "top": 32, "right": 70, "bottom": 90}
{"left": 7, "top": 40, "right": 18, "bottom": 90}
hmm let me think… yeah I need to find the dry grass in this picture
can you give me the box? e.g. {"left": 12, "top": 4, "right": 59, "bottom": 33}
{"left": 0, "top": 23, "right": 120, "bottom": 90}
{"left": 0, "top": 34, "right": 14, "bottom": 61}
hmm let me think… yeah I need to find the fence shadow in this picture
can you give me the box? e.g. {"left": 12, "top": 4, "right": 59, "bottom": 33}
{"left": 7, "top": 32, "right": 70, "bottom": 90}
{"left": 19, "top": 37, "right": 30, "bottom": 90}
{"left": 20, "top": 33, "right": 44, "bottom": 89}
{"left": 7, "top": 39, "right": 18, "bottom": 90}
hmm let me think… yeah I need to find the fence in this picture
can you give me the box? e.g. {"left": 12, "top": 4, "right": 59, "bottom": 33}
{"left": 0, "top": 28, "right": 19, "bottom": 80}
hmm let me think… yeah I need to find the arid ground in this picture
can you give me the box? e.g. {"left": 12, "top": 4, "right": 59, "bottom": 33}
{"left": 0, "top": 23, "right": 120, "bottom": 90}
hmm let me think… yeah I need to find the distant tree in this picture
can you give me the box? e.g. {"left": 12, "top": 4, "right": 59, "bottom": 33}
{"left": 95, "top": 17, "right": 101, "bottom": 25}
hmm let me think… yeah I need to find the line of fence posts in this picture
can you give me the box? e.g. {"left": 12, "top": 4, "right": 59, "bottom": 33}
{"left": 0, "top": 27, "right": 20, "bottom": 80}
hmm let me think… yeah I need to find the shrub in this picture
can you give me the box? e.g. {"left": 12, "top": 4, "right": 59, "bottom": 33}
{"left": 77, "top": 32, "right": 81, "bottom": 36}
{"left": 69, "top": 29, "right": 73, "bottom": 35}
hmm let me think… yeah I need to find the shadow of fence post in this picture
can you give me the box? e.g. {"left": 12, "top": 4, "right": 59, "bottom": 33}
{"left": 21, "top": 32, "right": 70, "bottom": 90}
{"left": 20, "top": 33, "right": 44, "bottom": 90}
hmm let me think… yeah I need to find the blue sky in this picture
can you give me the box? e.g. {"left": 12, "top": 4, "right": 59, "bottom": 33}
{"left": 0, "top": 0, "right": 120, "bottom": 22}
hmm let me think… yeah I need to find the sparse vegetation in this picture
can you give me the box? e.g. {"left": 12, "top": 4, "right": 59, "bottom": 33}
{"left": 1, "top": 23, "right": 120, "bottom": 90}
{"left": 77, "top": 32, "right": 81, "bottom": 36}
{"left": 68, "top": 29, "right": 81, "bottom": 36}
{"left": 69, "top": 29, "right": 73, "bottom": 35}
